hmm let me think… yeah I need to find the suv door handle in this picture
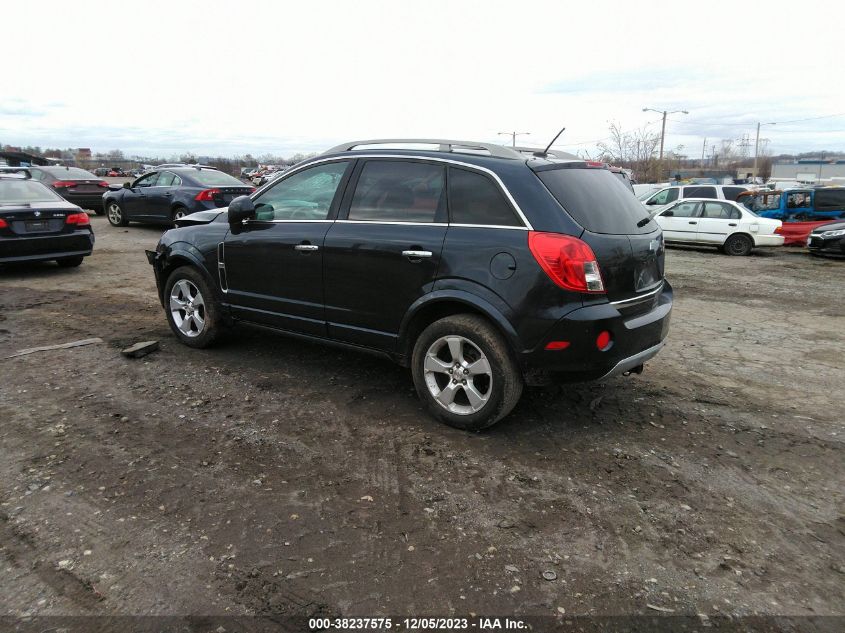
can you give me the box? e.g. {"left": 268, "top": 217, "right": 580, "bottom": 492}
{"left": 294, "top": 244, "right": 319, "bottom": 252}
{"left": 688, "top": 221, "right": 698, "bottom": 224}
{"left": 163, "top": 192, "right": 173, "bottom": 197}
{"left": 728, "top": 223, "right": 737, "bottom": 226}
{"left": 402, "top": 250, "right": 432, "bottom": 259}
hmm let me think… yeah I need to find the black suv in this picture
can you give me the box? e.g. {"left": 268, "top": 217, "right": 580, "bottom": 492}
{"left": 147, "top": 139, "right": 672, "bottom": 430}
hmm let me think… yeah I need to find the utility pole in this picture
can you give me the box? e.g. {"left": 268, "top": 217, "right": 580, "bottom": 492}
{"left": 701, "top": 138, "right": 707, "bottom": 168}
{"left": 498, "top": 131, "right": 530, "bottom": 147}
{"left": 753, "top": 121, "right": 776, "bottom": 182}
{"left": 643, "top": 107, "right": 688, "bottom": 180}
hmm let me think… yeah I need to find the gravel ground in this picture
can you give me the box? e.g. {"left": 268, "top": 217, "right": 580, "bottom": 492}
{"left": 0, "top": 215, "right": 843, "bottom": 627}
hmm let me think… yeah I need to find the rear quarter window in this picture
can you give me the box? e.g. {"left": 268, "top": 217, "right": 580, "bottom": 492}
{"left": 815, "top": 189, "right": 845, "bottom": 209}
{"left": 536, "top": 167, "right": 655, "bottom": 235}
{"left": 448, "top": 167, "right": 521, "bottom": 226}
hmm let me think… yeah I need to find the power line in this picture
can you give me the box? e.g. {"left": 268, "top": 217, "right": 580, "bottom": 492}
{"left": 666, "top": 112, "right": 845, "bottom": 128}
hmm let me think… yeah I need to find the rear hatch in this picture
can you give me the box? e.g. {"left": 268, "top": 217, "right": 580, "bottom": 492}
{"left": 534, "top": 164, "right": 664, "bottom": 304}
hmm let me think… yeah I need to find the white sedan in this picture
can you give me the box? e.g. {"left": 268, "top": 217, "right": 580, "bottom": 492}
{"left": 653, "top": 198, "right": 783, "bottom": 256}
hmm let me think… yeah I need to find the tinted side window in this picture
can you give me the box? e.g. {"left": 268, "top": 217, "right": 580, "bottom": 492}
{"left": 815, "top": 189, "right": 845, "bottom": 209}
{"left": 448, "top": 167, "right": 520, "bottom": 227}
{"left": 683, "top": 186, "right": 717, "bottom": 199}
{"left": 253, "top": 161, "right": 349, "bottom": 221}
{"left": 666, "top": 201, "right": 700, "bottom": 218}
{"left": 648, "top": 188, "right": 679, "bottom": 205}
{"left": 722, "top": 186, "right": 746, "bottom": 201}
{"left": 349, "top": 161, "right": 444, "bottom": 223}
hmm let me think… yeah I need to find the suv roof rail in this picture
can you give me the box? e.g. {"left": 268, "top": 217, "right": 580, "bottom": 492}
{"left": 325, "top": 138, "right": 524, "bottom": 160}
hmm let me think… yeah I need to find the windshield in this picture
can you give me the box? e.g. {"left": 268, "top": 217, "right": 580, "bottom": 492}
{"left": 0, "top": 179, "right": 64, "bottom": 204}
{"left": 537, "top": 167, "right": 655, "bottom": 234}
{"left": 189, "top": 170, "right": 244, "bottom": 186}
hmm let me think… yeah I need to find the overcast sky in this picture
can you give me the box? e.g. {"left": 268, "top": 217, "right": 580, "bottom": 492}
{"left": 3, "top": 0, "right": 844, "bottom": 159}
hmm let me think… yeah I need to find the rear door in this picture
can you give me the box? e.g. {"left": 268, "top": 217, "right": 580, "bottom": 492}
{"left": 657, "top": 201, "right": 703, "bottom": 241}
{"left": 223, "top": 160, "right": 352, "bottom": 336}
{"left": 322, "top": 159, "right": 448, "bottom": 350}
{"left": 535, "top": 166, "right": 664, "bottom": 303}
{"left": 696, "top": 201, "right": 740, "bottom": 244}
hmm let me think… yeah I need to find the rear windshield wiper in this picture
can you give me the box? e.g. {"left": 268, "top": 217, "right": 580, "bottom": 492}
{"left": 636, "top": 216, "right": 651, "bottom": 228}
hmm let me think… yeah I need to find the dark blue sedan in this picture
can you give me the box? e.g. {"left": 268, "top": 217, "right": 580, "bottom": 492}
{"left": 102, "top": 167, "right": 254, "bottom": 227}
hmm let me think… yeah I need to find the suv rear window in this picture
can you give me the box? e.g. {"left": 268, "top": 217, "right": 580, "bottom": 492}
{"left": 722, "top": 186, "right": 747, "bottom": 201}
{"left": 683, "top": 186, "right": 717, "bottom": 199}
{"left": 536, "top": 167, "right": 655, "bottom": 235}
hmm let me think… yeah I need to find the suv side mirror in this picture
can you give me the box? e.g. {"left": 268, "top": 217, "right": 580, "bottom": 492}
{"left": 228, "top": 195, "right": 256, "bottom": 224}
{"left": 123, "top": 182, "right": 131, "bottom": 189}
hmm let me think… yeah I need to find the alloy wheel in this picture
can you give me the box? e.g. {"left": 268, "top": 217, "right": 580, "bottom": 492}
{"left": 169, "top": 279, "right": 206, "bottom": 337}
{"left": 107, "top": 203, "right": 122, "bottom": 224}
{"left": 423, "top": 335, "right": 492, "bottom": 415}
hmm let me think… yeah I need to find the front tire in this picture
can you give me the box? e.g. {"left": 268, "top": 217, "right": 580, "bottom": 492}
{"left": 163, "top": 266, "right": 222, "bottom": 348}
{"left": 723, "top": 234, "right": 753, "bottom": 256}
{"left": 106, "top": 201, "right": 128, "bottom": 227}
{"left": 411, "top": 314, "right": 523, "bottom": 431}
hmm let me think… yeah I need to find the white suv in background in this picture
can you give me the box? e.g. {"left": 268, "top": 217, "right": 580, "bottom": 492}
{"left": 642, "top": 184, "right": 751, "bottom": 214}
{"left": 652, "top": 198, "right": 783, "bottom": 256}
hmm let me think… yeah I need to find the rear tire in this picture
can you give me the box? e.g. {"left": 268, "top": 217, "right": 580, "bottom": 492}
{"left": 723, "top": 234, "right": 753, "bottom": 256}
{"left": 107, "top": 201, "right": 128, "bottom": 227}
{"left": 411, "top": 314, "right": 523, "bottom": 431}
{"left": 163, "top": 266, "right": 222, "bottom": 349}
{"left": 56, "top": 256, "right": 84, "bottom": 268}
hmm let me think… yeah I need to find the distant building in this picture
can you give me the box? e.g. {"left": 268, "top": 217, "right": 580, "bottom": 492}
{"left": 75, "top": 148, "right": 93, "bottom": 160}
{"left": 771, "top": 159, "right": 845, "bottom": 183}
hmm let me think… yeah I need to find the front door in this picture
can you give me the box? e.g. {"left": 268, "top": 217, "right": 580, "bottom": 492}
{"left": 658, "top": 200, "right": 702, "bottom": 241}
{"left": 323, "top": 159, "right": 448, "bottom": 351}
{"left": 123, "top": 172, "right": 159, "bottom": 219}
{"left": 222, "top": 160, "right": 352, "bottom": 336}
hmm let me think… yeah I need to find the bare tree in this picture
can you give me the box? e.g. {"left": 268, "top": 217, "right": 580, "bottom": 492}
{"left": 596, "top": 122, "right": 661, "bottom": 182}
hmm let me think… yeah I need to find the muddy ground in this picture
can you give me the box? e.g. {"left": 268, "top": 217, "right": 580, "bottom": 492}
{"left": 0, "top": 216, "right": 843, "bottom": 627}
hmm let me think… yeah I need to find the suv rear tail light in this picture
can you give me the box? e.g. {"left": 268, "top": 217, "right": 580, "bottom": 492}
{"left": 66, "top": 212, "right": 90, "bottom": 225}
{"left": 528, "top": 232, "right": 605, "bottom": 293}
{"left": 0, "top": 218, "right": 8, "bottom": 229}
{"left": 53, "top": 181, "right": 77, "bottom": 189}
{"left": 195, "top": 188, "right": 221, "bottom": 201}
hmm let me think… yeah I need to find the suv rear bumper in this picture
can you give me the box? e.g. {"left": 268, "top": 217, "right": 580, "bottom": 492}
{"left": 520, "top": 280, "right": 672, "bottom": 384}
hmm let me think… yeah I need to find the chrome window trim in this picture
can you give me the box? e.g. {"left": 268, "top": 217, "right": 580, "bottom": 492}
{"left": 448, "top": 223, "right": 528, "bottom": 231}
{"left": 253, "top": 153, "right": 533, "bottom": 230}
{"left": 335, "top": 220, "right": 448, "bottom": 227}
{"left": 609, "top": 282, "right": 664, "bottom": 307}
{"left": 250, "top": 219, "right": 334, "bottom": 224}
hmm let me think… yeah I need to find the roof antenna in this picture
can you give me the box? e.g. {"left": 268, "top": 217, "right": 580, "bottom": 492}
{"left": 537, "top": 127, "right": 566, "bottom": 157}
